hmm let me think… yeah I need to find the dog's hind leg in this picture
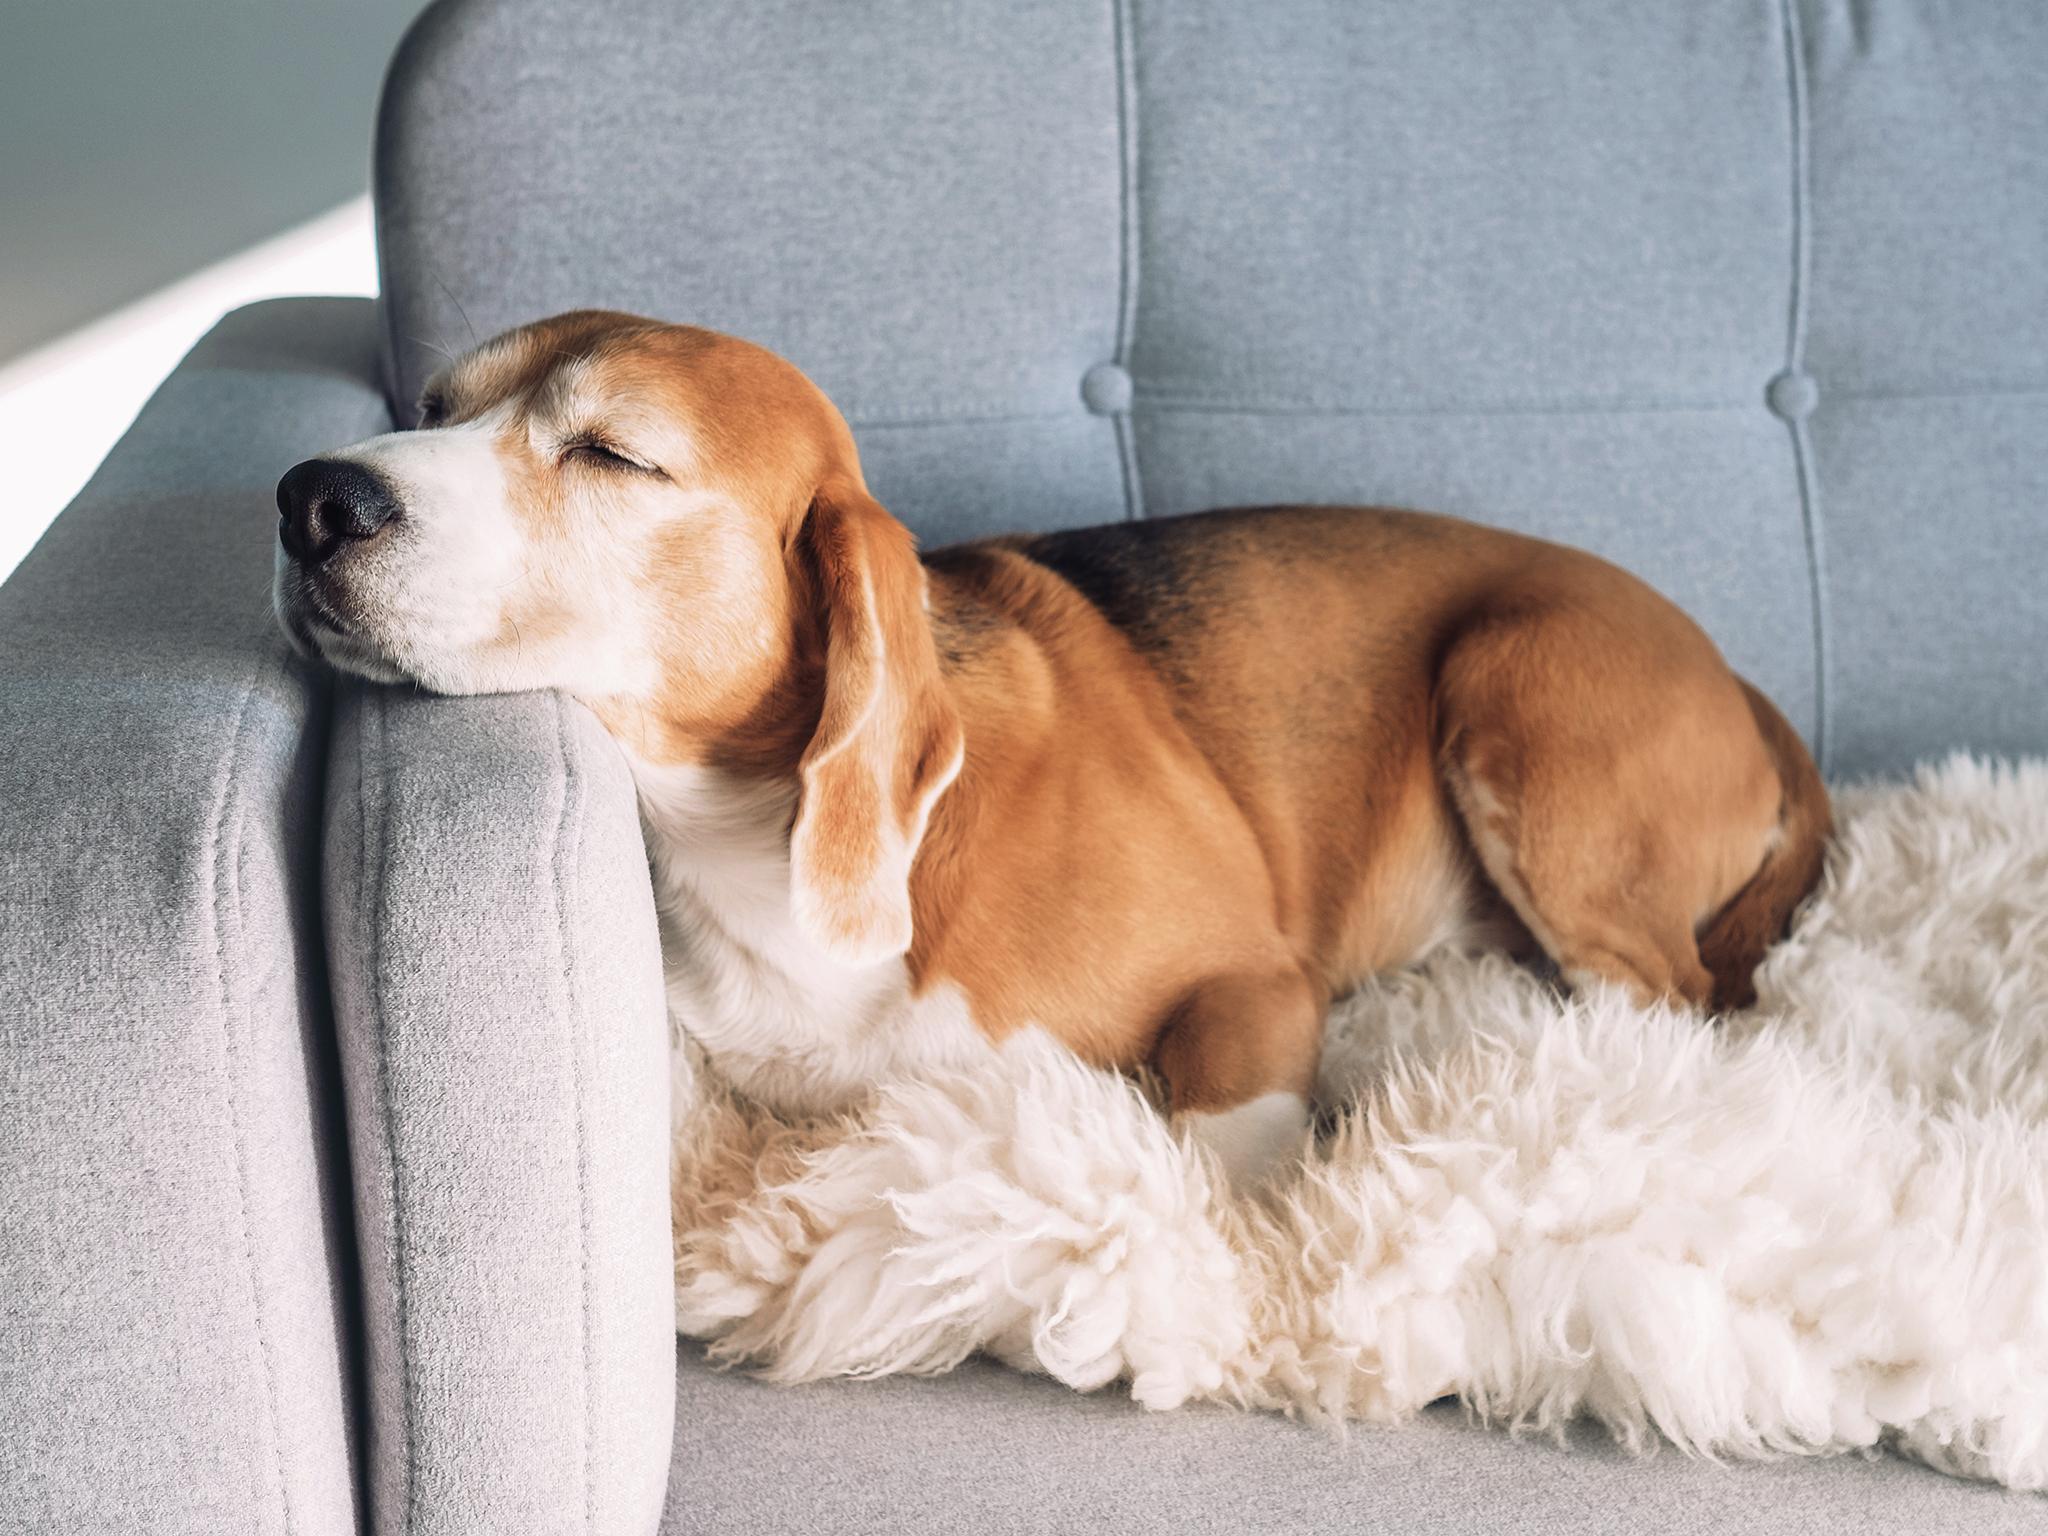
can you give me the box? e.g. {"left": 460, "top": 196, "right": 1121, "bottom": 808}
{"left": 1434, "top": 595, "right": 1789, "bottom": 1013}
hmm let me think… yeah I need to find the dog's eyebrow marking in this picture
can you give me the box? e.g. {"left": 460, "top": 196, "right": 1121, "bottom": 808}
{"left": 528, "top": 349, "right": 701, "bottom": 475}
{"left": 533, "top": 355, "right": 655, "bottom": 453}
{"left": 535, "top": 354, "right": 599, "bottom": 422}
{"left": 529, "top": 358, "right": 640, "bottom": 464}
{"left": 443, "top": 329, "right": 540, "bottom": 410}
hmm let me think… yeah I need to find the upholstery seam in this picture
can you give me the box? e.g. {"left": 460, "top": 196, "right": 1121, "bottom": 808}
{"left": 207, "top": 670, "right": 298, "bottom": 1536}
{"left": 849, "top": 407, "right": 1073, "bottom": 430}
{"left": 1825, "top": 382, "right": 2048, "bottom": 405}
{"left": 1110, "top": 0, "right": 1145, "bottom": 519}
{"left": 1780, "top": 0, "right": 1831, "bottom": 773}
{"left": 1131, "top": 392, "right": 1757, "bottom": 418}
{"left": 341, "top": 395, "right": 396, "bottom": 1534}
{"left": 360, "top": 691, "right": 418, "bottom": 1534}
{"left": 554, "top": 696, "right": 598, "bottom": 1536}
{"left": 834, "top": 381, "right": 2048, "bottom": 423}
{"left": 302, "top": 663, "right": 368, "bottom": 1529}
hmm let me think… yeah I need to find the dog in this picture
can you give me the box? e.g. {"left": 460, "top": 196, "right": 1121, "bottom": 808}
{"left": 275, "top": 310, "right": 1830, "bottom": 1184}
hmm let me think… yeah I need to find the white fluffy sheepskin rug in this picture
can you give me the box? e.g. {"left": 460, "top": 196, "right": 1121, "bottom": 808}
{"left": 669, "top": 756, "right": 2048, "bottom": 1490}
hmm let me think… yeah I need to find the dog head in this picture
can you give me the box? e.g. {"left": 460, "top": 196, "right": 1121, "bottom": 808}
{"left": 276, "top": 309, "right": 961, "bottom": 962}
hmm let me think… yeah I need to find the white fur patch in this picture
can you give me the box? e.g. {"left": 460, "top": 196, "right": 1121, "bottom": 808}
{"left": 633, "top": 755, "right": 990, "bottom": 1117}
{"left": 671, "top": 755, "right": 2048, "bottom": 1492}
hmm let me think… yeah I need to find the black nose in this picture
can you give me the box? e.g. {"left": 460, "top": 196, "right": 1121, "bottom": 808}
{"left": 276, "top": 458, "right": 400, "bottom": 566}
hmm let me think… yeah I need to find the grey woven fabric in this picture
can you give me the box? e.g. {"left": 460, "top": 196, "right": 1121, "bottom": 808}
{"left": 378, "top": 0, "right": 2048, "bottom": 781}
{"left": 664, "top": 1342, "right": 2048, "bottom": 1535}
{"left": 323, "top": 685, "right": 674, "bottom": 1536}
{"left": 0, "top": 298, "right": 386, "bottom": 1535}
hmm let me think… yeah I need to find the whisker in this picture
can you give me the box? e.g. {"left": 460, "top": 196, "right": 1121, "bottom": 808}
{"left": 406, "top": 332, "right": 457, "bottom": 367}
{"left": 430, "top": 267, "right": 479, "bottom": 349}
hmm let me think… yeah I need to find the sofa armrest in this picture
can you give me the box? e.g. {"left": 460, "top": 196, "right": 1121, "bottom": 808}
{"left": 322, "top": 684, "right": 673, "bottom": 1536}
{"left": 0, "top": 298, "right": 389, "bottom": 1534}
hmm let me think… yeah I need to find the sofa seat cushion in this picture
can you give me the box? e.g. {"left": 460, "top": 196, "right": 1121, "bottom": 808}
{"left": 661, "top": 1342, "right": 2041, "bottom": 1535}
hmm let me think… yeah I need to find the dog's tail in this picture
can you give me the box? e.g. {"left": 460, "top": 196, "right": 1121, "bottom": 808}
{"left": 1696, "top": 681, "right": 1832, "bottom": 1012}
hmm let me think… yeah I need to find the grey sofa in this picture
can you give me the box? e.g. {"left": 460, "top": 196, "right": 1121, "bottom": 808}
{"left": 4, "top": 1, "right": 2045, "bottom": 1531}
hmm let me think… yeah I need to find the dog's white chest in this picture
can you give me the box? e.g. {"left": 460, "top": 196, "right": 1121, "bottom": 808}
{"left": 628, "top": 758, "right": 987, "bottom": 1116}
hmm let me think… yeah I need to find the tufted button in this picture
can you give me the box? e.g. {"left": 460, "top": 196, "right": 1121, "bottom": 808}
{"left": 1766, "top": 368, "right": 1819, "bottom": 421}
{"left": 1080, "top": 361, "right": 1134, "bottom": 416}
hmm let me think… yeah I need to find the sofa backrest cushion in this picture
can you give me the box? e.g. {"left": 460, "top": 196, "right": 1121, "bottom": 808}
{"left": 375, "top": 0, "right": 2048, "bottom": 779}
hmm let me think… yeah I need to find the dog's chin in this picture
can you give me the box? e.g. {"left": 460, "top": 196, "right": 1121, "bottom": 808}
{"left": 307, "top": 628, "right": 416, "bottom": 687}
{"left": 275, "top": 554, "right": 456, "bottom": 688}
{"left": 276, "top": 600, "right": 542, "bottom": 697}
{"left": 272, "top": 583, "right": 417, "bottom": 688}
{"left": 272, "top": 568, "right": 622, "bottom": 700}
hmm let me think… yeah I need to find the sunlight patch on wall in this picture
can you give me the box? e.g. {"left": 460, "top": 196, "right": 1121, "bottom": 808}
{"left": 0, "top": 197, "right": 376, "bottom": 584}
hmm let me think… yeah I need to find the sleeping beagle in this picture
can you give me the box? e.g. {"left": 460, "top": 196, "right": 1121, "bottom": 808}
{"left": 275, "top": 310, "right": 1830, "bottom": 1184}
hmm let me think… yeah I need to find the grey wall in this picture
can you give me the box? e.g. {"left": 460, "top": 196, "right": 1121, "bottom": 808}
{"left": 0, "top": 0, "right": 429, "bottom": 364}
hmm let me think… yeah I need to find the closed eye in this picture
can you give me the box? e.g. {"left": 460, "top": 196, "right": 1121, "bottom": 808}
{"left": 561, "top": 436, "right": 662, "bottom": 476}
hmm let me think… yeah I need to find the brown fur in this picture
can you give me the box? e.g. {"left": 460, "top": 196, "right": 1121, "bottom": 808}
{"left": 417, "top": 312, "right": 1833, "bottom": 1120}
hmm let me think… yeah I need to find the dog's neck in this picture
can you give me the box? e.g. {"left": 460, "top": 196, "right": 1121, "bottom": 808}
{"left": 626, "top": 752, "right": 807, "bottom": 954}
{"left": 587, "top": 574, "right": 1003, "bottom": 1115}
{"left": 619, "top": 746, "right": 986, "bottom": 1116}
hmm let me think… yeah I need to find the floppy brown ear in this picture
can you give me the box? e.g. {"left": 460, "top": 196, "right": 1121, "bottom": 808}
{"left": 788, "top": 477, "right": 964, "bottom": 966}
